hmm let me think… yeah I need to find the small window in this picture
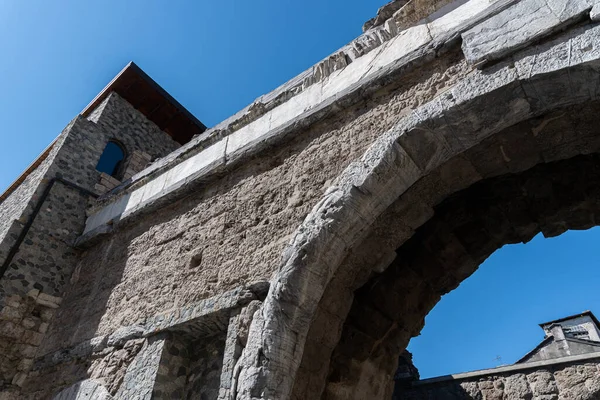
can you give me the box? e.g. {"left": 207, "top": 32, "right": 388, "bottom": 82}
{"left": 96, "top": 140, "right": 126, "bottom": 178}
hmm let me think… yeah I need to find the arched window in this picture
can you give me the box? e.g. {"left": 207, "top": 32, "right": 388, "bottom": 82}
{"left": 96, "top": 140, "right": 126, "bottom": 178}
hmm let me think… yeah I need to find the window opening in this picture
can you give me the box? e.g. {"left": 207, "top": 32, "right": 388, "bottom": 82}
{"left": 96, "top": 141, "right": 126, "bottom": 178}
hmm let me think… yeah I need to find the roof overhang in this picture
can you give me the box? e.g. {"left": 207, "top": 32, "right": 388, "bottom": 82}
{"left": 81, "top": 61, "right": 206, "bottom": 145}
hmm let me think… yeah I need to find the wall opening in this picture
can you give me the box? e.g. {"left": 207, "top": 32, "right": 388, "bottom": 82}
{"left": 322, "top": 152, "right": 600, "bottom": 399}
{"left": 407, "top": 227, "right": 600, "bottom": 380}
{"left": 96, "top": 140, "right": 126, "bottom": 178}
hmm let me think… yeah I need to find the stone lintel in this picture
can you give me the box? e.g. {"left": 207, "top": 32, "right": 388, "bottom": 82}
{"left": 33, "top": 284, "right": 266, "bottom": 372}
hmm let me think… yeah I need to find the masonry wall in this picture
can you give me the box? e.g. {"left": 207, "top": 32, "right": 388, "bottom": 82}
{"left": 153, "top": 333, "right": 226, "bottom": 399}
{"left": 0, "top": 125, "right": 72, "bottom": 269}
{"left": 64, "top": 93, "right": 180, "bottom": 192}
{"left": 395, "top": 358, "right": 600, "bottom": 399}
{"left": 40, "top": 49, "right": 470, "bottom": 358}
{"left": 0, "top": 94, "right": 180, "bottom": 303}
{"left": 9, "top": 0, "right": 600, "bottom": 397}
{"left": 0, "top": 92, "right": 181, "bottom": 301}
{"left": 0, "top": 92, "right": 182, "bottom": 391}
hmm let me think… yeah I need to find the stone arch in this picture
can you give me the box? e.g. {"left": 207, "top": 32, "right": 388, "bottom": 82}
{"left": 235, "top": 24, "right": 600, "bottom": 400}
{"left": 322, "top": 150, "right": 600, "bottom": 399}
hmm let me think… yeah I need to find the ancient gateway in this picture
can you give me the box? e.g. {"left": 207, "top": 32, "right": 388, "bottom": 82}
{"left": 2, "top": 0, "right": 600, "bottom": 398}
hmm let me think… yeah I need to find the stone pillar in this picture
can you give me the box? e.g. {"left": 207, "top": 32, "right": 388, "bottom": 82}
{"left": 53, "top": 379, "right": 113, "bottom": 400}
{"left": 219, "top": 301, "right": 262, "bottom": 400}
{"left": 114, "top": 334, "right": 168, "bottom": 400}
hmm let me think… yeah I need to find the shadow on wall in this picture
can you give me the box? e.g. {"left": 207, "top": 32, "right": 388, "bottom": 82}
{"left": 24, "top": 69, "right": 412, "bottom": 397}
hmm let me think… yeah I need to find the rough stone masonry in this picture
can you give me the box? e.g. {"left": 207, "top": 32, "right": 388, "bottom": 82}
{"left": 2, "top": 0, "right": 600, "bottom": 398}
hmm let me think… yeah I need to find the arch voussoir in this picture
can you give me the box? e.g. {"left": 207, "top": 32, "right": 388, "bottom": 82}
{"left": 237, "top": 22, "right": 600, "bottom": 400}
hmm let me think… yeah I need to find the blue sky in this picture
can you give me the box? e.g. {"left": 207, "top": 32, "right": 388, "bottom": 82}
{"left": 0, "top": 0, "right": 377, "bottom": 192}
{"left": 1, "top": 0, "right": 599, "bottom": 382}
{"left": 409, "top": 228, "right": 600, "bottom": 378}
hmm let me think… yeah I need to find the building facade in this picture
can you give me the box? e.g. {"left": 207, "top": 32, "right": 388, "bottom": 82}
{"left": 2, "top": 0, "right": 600, "bottom": 398}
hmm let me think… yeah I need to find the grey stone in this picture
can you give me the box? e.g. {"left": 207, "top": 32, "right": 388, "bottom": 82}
{"left": 591, "top": 3, "right": 600, "bottom": 21}
{"left": 6, "top": 2, "right": 600, "bottom": 400}
{"left": 462, "top": 0, "right": 593, "bottom": 65}
{"left": 107, "top": 326, "right": 145, "bottom": 347}
{"left": 53, "top": 379, "right": 113, "bottom": 400}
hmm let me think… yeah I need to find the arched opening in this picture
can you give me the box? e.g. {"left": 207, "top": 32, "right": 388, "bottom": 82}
{"left": 96, "top": 140, "right": 126, "bottom": 178}
{"left": 287, "top": 96, "right": 600, "bottom": 400}
{"left": 238, "top": 25, "right": 600, "bottom": 400}
{"left": 407, "top": 227, "right": 600, "bottom": 380}
{"left": 322, "top": 153, "right": 600, "bottom": 399}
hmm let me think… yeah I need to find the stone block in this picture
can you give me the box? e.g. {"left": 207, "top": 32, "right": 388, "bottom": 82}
{"left": 35, "top": 298, "right": 60, "bottom": 309}
{"left": 0, "top": 321, "right": 25, "bottom": 339}
{"left": 591, "top": 3, "right": 600, "bottom": 21}
{"left": 462, "top": 0, "right": 593, "bottom": 65}
{"left": 21, "top": 318, "right": 36, "bottom": 330}
{"left": 17, "top": 358, "right": 33, "bottom": 371}
{"left": 94, "top": 183, "right": 109, "bottom": 194}
{"left": 225, "top": 113, "right": 273, "bottom": 160}
{"left": 22, "top": 330, "right": 44, "bottom": 346}
{"left": 40, "top": 308, "right": 54, "bottom": 322}
{"left": 0, "top": 306, "right": 22, "bottom": 322}
{"left": 321, "top": 45, "right": 380, "bottom": 100}
{"left": 19, "top": 345, "right": 37, "bottom": 358}
{"left": 11, "top": 372, "right": 27, "bottom": 387}
{"left": 38, "top": 322, "right": 49, "bottom": 334}
{"left": 37, "top": 292, "right": 62, "bottom": 305}
{"left": 5, "top": 295, "right": 22, "bottom": 309}
{"left": 367, "top": 23, "right": 431, "bottom": 74}
{"left": 427, "top": 0, "right": 512, "bottom": 41}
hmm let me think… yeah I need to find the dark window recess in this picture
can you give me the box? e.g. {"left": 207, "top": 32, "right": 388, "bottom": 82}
{"left": 96, "top": 141, "right": 126, "bottom": 178}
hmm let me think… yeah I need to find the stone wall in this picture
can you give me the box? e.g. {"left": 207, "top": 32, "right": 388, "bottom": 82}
{"left": 153, "top": 333, "right": 226, "bottom": 399}
{"left": 44, "top": 48, "right": 468, "bottom": 354}
{"left": 65, "top": 92, "right": 179, "bottom": 194}
{"left": 88, "top": 93, "right": 180, "bottom": 163}
{"left": 0, "top": 125, "right": 71, "bottom": 269}
{"left": 395, "top": 355, "right": 600, "bottom": 399}
{"left": 0, "top": 90, "right": 183, "bottom": 392}
{"left": 4, "top": 0, "right": 600, "bottom": 398}
{"left": 1, "top": 91, "right": 181, "bottom": 302}
{"left": 16, "top": 285, "right": 263, "bottom": 399}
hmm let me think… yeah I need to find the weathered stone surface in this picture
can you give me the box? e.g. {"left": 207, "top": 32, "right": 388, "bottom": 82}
{"left": 462, "top": 0, "right": 593, "bottom": 65}
{"left": 81, "top": 0, "right": 520, "bottom": 237}
{"left": 0, "top": 89, "right": 181, "bottom": 391}
{"left": 5, "top": 1, "right": 600, "bottom": 399}
{"left": 591, "top": 3, "right": 600, "bottom": 21}
{"left": 53, "top": 379, "right": 113, "bottom": 400}
{"left": 397, "top": 359, "right": 600, "bottom": 399}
